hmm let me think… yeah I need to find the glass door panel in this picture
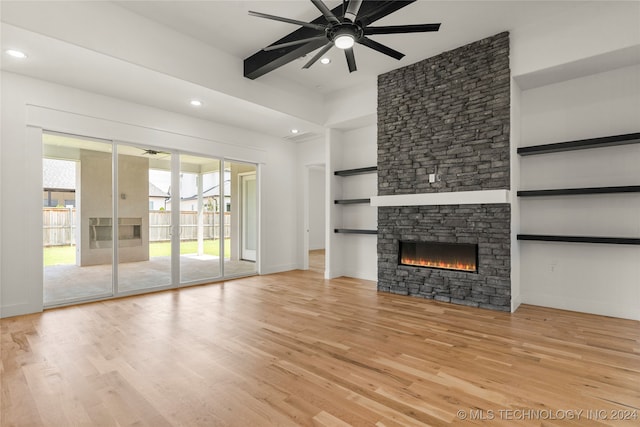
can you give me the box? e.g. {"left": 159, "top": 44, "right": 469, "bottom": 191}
{"left": 43, "top": 132, "right": 113, "bottom": 305}
{"left": 225, "top": 161, "right": 257, "bottom": 276}
{"left": 241, "top": 174, "right": 257, "bottom": 261}
{"left": 116, "top": 145, "right": 172, "bottom": 292}
{"left": 180, "top": 155, "right": 222, "bottom": 283}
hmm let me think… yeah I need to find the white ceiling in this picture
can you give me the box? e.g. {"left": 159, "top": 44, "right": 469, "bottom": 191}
{"left": 115, "top": 0, "right": 594, "bottom": 94}
{"left": 0, "top": 1, "right": 626, "bottom": 138}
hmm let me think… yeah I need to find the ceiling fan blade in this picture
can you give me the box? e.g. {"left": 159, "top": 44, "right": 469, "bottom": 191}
{"left": 303, "top": 42, "right": 334, "bottom": 69}
{"left": 345, "top": 48, "right": 357, "bottom": 73}
{"left": 248, "top": 10, "right": 327, "bottom": 31}
{"left": 263, "top": 36, "right": 328, "bottom": 52}
{"left": 344, "top": 0, "right": 363, "bottom": 22}
{"left": 310, "top": 0, "right": 340, "bottom": 24}
{"left": 365, "top": 23, "right": 441, "bottom": 35}
{"left": 358, "top": 37, "right": 405, "bottom": 60}
{"left": 357, "top": 0, "right": 416, "bottom": 27}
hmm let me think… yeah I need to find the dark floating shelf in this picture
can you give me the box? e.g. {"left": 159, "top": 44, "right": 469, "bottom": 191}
{"left": 334, "top": 198, "right": 371, "bottom": 205}
{"left": 517, "top": 185, "right": 640, "bottom": 197}
{"left": 517, "top": 234, "right": 640, "bottom": 245}
{"left": 517, "top": 132, "right": 640, "bottom": 156}
{"left": 334, "top": 166, "right": 377, "bottom": 176}
{"left": 334, "top": 229, "right": 377, "bottom": 235}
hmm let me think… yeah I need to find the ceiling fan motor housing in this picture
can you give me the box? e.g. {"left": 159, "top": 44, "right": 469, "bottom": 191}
{"left": 327, "top": 22, "right": 364, "bottom": 44}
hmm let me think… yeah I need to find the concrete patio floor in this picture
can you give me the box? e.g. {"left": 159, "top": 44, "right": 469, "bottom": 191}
{"left": 44, "top": 255, "right": 256, "bottom": 305}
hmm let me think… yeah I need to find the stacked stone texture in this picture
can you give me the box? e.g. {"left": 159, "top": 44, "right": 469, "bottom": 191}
{"left": 377, "top": 32, "right": 511, "bottom": 311}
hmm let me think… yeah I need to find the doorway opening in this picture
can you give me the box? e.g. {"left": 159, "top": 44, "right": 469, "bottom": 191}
{"left": 306, "top": 165, "right": 326, "bottom": 274}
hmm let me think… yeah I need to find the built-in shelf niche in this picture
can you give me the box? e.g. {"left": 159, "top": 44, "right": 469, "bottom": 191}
{"left": 518, "top": 132, "right": 640, "bottom": 246}
{"left": 333, "top": 166, "right": 377, "bottom": 235}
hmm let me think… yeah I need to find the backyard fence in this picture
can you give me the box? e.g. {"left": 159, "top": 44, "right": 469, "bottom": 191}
{"left": 43, "top": 208, "right": 231, "bottom": 247}
{"left": 149, "top": 211, "right": 231, "bottom": 242}
{"left": 43, "top": 208, "right": 77, "bottom": 246}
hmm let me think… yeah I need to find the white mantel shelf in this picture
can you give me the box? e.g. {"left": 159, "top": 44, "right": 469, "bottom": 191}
{"left": 370, "top": 189, "right": 511, "bottom": 207}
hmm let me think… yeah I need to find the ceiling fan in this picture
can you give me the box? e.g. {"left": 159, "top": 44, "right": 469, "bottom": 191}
{"left": 141, "top": 149, "right": 170, "bottom": 157}
{"left": 248, "top": 0, "right": 440, "bottom": 73}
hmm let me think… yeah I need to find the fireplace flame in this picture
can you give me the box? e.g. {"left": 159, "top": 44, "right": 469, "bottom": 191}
{"left": 400, "top": 256, "right": 476, "bottom": 272}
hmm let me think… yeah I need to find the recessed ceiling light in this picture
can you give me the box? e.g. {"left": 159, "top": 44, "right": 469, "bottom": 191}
{"left": 320, "top": 57, "right": 331, "bottom": 65}
{"left": 190, "top": 99, "right": 203, "bottom": 107}
{"left": 5, "top": 49, "right": 27, "bottom": 59}
{"left": 290, "top": 129, "right": 299, "bottom": 134}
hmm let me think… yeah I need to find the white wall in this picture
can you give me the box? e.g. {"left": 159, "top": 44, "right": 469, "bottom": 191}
{"left": 0, "top": 1, "right": 324, "bottom": 124}
{"left": 1, "top": 71, "right": 299, "bottom": 317}
{"left": 510, "top": 2, "right": 640, "bottom": 79}
{"left": 518, "top": 64, "right": 640, "bottom": 320}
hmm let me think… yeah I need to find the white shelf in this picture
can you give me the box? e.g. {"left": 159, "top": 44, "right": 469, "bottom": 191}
{"left": 371, "top": 190, "right": 510, "bottom": 207}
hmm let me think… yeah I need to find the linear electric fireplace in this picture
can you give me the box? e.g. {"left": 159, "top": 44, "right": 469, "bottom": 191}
{"left": 399, "top": 241, "right": 478, "bottom": 273}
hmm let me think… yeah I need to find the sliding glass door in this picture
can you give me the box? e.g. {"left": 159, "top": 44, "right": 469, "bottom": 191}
{"left": 179, "top": 154, "right": 223, "bottom": 284}
{"left": 240, "top": 173, "right": 257, "bottom": 262}
{"left": 117, "top": 144, "right": 173, "bottom": 293}
{"left": 43, "top": 132, "right": 258, "bottom": 307}
{"left": 225, "top": 161, "right": 258, "bottom": 277}
{"left": 43, "top": 132, "right": 114, "bottom": 305}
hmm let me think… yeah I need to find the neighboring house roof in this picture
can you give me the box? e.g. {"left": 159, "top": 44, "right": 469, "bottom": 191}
{"left": 43, "top": 158, "right": 76, "bottom": 190}
{"left": 149, "top": 182, "right": 169, "bottom": 198}
{"left": 181, "top": 180, "right": 231, "bottom": 201}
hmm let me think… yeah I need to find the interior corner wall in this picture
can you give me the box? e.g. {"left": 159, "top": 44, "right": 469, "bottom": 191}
{"left": 510, "top": 75, "right": 522, "bottom": 313}
{"left": 519, "top": 64, "right": 640, "bottom": 320}
{"left": 1, "top": 71, "right": 299, "bottom": 317}
{"left": 325, "top": 128, "right": 344, "bottom": 279}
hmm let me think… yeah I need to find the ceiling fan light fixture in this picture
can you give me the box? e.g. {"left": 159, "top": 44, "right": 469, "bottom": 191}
{"left": 334, "top": 34, "right": 355, "bottom": 50}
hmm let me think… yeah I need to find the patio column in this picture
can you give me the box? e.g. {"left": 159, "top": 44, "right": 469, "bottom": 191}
{"left": 197, "top": 173, "right": 204, "bottom": 256}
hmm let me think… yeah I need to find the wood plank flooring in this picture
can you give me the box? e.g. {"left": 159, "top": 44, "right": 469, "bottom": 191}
{"left": 2, "top": 269, "right": 639, "bottom": 426}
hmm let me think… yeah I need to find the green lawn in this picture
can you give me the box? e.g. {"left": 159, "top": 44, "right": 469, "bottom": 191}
{"left": 44, "top": 245, "right": 78, "bottom": 266}
{"left": 44, "top": 239, "right": 231, "bottom": 266}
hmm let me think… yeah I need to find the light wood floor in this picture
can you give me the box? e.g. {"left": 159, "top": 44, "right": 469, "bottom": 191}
{"left": 309, "top": 249, "right": 325, "bottom": 273}
{"left": 2, "top": 269, "right": 639, "bottom": 426}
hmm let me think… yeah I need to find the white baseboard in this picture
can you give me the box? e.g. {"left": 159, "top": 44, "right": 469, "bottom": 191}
{"left": 342, "top": 269, "right": 377, "bottom": 282}
{"left": 511, "top": 295, "right": 522, "bottom": 313}
{"left": 260, "top": 263, "right": 298, "bottom": 275}
{"left": 522, "top": 293, "right": 640, "bottom": 321}
{"left": 1, "top": 302, "right": 43, "bottom": 318}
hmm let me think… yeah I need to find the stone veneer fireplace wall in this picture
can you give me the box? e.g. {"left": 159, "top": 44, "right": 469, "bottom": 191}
{"left": 377, "top": 32, "right": 511, "bottom": 311}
